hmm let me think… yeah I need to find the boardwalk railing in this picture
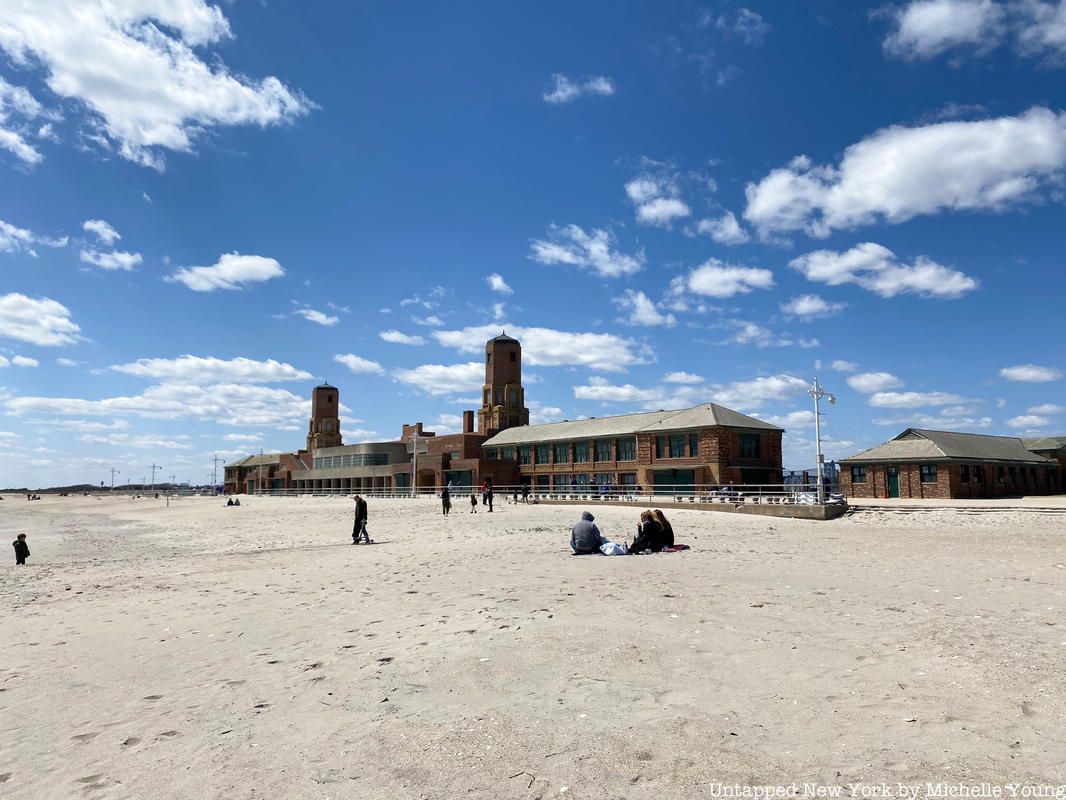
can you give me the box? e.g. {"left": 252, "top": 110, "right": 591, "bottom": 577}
{"left": 230, "top": 483, "right": 847, "bottom": 505}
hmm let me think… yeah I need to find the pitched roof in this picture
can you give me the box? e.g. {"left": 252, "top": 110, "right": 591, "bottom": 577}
{"left": 225, "top": 453, "right": 284, "bottom": 468}
{"left": 842, "top": 428, "right": 1052, "bottom": 465}
{"left": 481, "top": 402, "right": 780, "bottom": 447}
{"left": 1022, "top": 435, "right": 1066, "bottom": 452}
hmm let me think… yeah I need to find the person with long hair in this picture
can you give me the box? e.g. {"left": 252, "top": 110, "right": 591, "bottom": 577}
{"left": 651, "top": 509, "right": 674, "bottom": 548}
{"left": 629, "top": 509, "right": 665, "bottom": 554}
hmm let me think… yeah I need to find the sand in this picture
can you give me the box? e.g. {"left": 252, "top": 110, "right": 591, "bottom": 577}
{"left": 1, "top": 494, "right": 1065, "bottom": 799}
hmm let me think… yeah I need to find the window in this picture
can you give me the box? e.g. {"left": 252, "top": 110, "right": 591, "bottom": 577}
{"left": 973, "top": 465, "right": 983, "bottom": 482}
{"left": 573, "top": 441, "right": 589, "bottom": 463}
{"left": 552, "top": 474, "right": 570, "bottom": 489}
{"left": 920, "top": 464, "right": 937, "bottom": 483}
{"left": 536, "top": 444, "right": 550, "bottom": 464}
{"left": 508, "top": 388, "right": 518, "bottom": 405}
{"left": 595, "top": 472, "right": 612, "bottom": 487}
{"left": 689, "top": 433, "right": 699, "bottom": 459}
{"left": 484, "top": 449, "right": 496, "bottom": 460}
{"left": 669, "top": 434, "right": 685, "bottom": 458}
{"left": 594, "top": 439, "right": 612, "bottom": 462}
{"left": 851, "top": 465, "right": 867, "bottom": 484}
{"left": 655, "top": 435, "right": 667, "bottom": 459}
{"left": 553, "top": 443, "right": 569, "bottom": 463}
{"left": 960, "top": 465, "right": 970, "bottom": 483}
{"left": 486, "top": 352, "right": 491, "bottom": 364}
{"left": 619, "top": 472, "right": 637, "bottom": 487}
{"left": 739, "top": 433, "right": 760, "bottom": 459}
{"left": 519, "top": 446, "right": 531, "bottom": 465}
{"left": 616, "top": 437, "right": 636, "bottom": 461}
{"left": 495, "top": 388, "right": 503, "bottom": 405}
{"left": 997, "top": 465, "right": 1005, "bottom": 482}
{"left": 502, "top": 447, "right": 514, "bottom": 461}
{"left": 510, "top": 352, "right": 516, "bottom": 362}
{"left": 327, "top": 394, "right": 333, "bottom": 403}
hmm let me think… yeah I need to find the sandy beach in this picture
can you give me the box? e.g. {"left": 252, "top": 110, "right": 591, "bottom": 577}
{"left": 2, "top": 494, "right": 1065, "bottom": 799}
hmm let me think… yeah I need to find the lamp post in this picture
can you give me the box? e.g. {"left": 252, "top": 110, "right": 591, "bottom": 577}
{"left": 808, "top": 377, "right": 836, "bottom": 505}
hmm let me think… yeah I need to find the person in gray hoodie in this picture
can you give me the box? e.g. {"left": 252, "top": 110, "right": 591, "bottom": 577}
{"left": 570, "top": 511, "right": 607, "bottom": 554}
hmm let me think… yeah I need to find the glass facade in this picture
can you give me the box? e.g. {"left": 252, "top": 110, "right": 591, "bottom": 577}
{"left": 314, "top": 453, "right": 390, "bottom": 468}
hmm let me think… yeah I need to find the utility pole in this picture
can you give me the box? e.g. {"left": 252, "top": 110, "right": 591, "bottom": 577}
{"left": 258, "top": 448, "right": 263, "bottom": 497}
{"left": 212, "top": 454, "right": 224, "bottom": 488}
{"left": 150, "top": 463, "right": 161, "bottom": 493}
{"left": 808, "top": 377, "right": 837, "bottom": 505}
{"left": 110, "top": 467, "right": 120, "bottom": 491}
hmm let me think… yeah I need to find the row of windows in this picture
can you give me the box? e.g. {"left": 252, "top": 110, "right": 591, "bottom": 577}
{"left": 482, "top": 386, "right": 521, "bottom": 406}
{"left": 851, "top": 464, "right": 1053, "bottom": 485}
{"left": 543, "top": 473, "right": 638, "bottom": 489}
{"left": 313, "top": 453, "right": 391, "bottom": 469}
{"left": 488, "top": 437, "right": 638, "bottom": 464}
{"left": 653, "top": 433, "right": 703, "bottom": 460}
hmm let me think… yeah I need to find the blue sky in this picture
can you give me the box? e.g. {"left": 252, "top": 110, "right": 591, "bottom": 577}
{"left": 1, "top": 0, "right": 1065, "bottom": 488}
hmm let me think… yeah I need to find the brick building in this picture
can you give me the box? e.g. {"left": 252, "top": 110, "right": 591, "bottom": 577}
{"left": 225, "top": 333, "right": 784, "bottom": 495}
{"left": 839, "top": 428, "right": 1062, "bottom": 499}
{"left": 481, "top": 404, "right": 783, "bottom": 494}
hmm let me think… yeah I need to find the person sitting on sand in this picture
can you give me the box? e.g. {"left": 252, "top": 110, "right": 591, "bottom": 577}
{"left": 629, "top": 510, "right": 666, "bottom": 554}
{"left": 233, "top": 498, "right": 240, "bottom": 507}
{"left": 570, "top": 511, "right": 607, "bottom": 555}
{"left": 13, "top": 533, "right": 29, "bottom": 566}
{"left": 226, "top": 497, "right": 234, "bottom": 506}
{"left": 651, "top": 509, "right": 674, "bottom": 548}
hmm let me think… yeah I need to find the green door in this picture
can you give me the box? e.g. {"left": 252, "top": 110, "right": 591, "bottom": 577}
{"left": 887, "top": 466, "right": 900, "bottom": 498}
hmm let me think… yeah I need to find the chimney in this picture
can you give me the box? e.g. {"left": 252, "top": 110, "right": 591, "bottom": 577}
{"left": 463, "top": 410, "right": 474, "bottom": 434}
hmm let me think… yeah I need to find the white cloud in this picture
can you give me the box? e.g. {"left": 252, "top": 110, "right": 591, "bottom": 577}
{"left": 26, "top": 417, "right": 128, "bottom": 433}
{"left": 334, "top": 353, "right": 384, "bottom": 375}
{"left": 745, "top": 108, "right": 1066, "bottom": 238}
{"left": 721, "top": 320, "right": 820, "bottom": 349}
{"left": 999, "top": 363, "right": 1063, "bottom": 382}
{"left": 412, "top": 315, "right": 444, "bottom": 327}
{"left": 11, "top": 355, "right": 38, "bottom": 367}
{"left": 294, "top": 307, "right": 339, "bottom": 327}
{"left": 847, "top": 371, "right": 905, "bottom": 393}
{"left": 574, "top": 376, "right": 664, "bottom": 405}
{"left": 0, "top": 292, "right": 81, "bottom": 346}
{"left": 529, "top": 224, "right": 645, "bottom": 278}
{"left": 166, "top": 252, "right": 284, "bottom": 291}
{"left": 486, "top": 273, "right": 513, "bottom": 295}
{"left": 789, "top": 242, "right": 977, "bottom": 298}
{"left": 110, "top": 355, "right": 311, "bottom": 384}
{"left": 625, "top": 174, "right": 691, "bottom": 228}
{"left": 79, "top": 248, "right": 143, "bottom": 271}
{"left": 873, "top": 411, "right": 994, "bottom": 429}
{"left": 82, "top": 219, "right": 120, "bottom": 245}
{"left": 763, "top": 410, "right": 816, "bottom": 428}
{"left": 868, "top": 390, "right": 971, "bottom": 407}
{"left": 615, "top": 290, "right": 676, "bottom": 327}
{"left": 0, "top": 217, "right": 67, "bottom": 256}
{"left": 0, "top": 76, "right": 51, "bottom": 165}
{"left": 0, "top": 1, "right": 312, "bottom": 169}
{"left": 883, "top": 0, "right": 1066, "bottom": 61}
{"left": 673, "top": 258, "right": 775, "bottom": 298}
{"left": 80, "top": 433, "right": 192, "bottom": 449}
{"left": 379, "top": 330, "right": 425, "bottom": 346}
{"left": 7, "top": 382, "right": 310, "bottom": 428}
{"left": 56, "top": 357, "right": 80, "bottom": 367}
{"left": 710, "top": 374, "right": 810, "bottom": 410}
{"left": 663, "top": 371, "right": 704, "bottom": 384}
{"left": 780, "top": 294, "right": 846, "bottom": 319}
{"left": 831, "top": 359, "right": 858, "bottom": 372}
{"left": 222, "top": 433, "right": 262, "bottom": 442}
{"left": 543, "top": 74, "right": 615, "bottom": 103}
{"left": 393, "top": 362, "right": 484, "bottom": 396}
{"left": 1006, "top": 414, "right": 1050, "bottom": 428}
{"left": 692, "top": 211, "right": 750, "bottom": 244}
{"left": 718, "top": 8, "right": 771, "bottom": 45}
{"left": 1028, "top": 403, "right": 1066, "bottom": 414}
{"left": 528, "top": 400, "right": 565, "bottom": 425}
{"left": 432, "top": 323, "right": 653, "bottom": 373}
{"left": 883, "top": 0, "right": 1005, "bottom": 59}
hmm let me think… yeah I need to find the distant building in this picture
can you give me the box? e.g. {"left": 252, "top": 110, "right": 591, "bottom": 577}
{"left": 839, "top": 428, "right": 1062, "bottom": 499}
{"left": 225, "top": 333, "right": 785, "bottom": 494}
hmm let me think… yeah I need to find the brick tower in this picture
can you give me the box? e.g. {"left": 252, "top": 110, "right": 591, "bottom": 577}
{"left": 306, "top": 383, "right": 342, "bottom": 451}
{"left": 477, "top": 333, "right": 529, "bottom": 437}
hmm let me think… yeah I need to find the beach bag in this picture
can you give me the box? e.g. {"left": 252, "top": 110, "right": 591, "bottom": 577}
{"left": 600, "top": 542, "right": 628, "bottom": 556}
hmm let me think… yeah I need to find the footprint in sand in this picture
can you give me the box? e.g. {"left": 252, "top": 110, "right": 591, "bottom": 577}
{"left": 143, "top": 695, "right": 163, "bottom": 700}
{"left": 71, "top": 732, "right": 99, "bottom": 743}
{"left": 122, "top": 737, "right": 141, "bottom": 747}
{"left": 157, "top": 731, "right": 179, "bottom": 738}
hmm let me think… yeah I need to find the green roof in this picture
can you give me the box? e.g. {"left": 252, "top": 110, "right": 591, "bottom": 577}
{"left": 482, "top": 402, "right": 780, "bottom": 447}
{"left": 842, "top": 429, "right": 1052, "bottom": 465}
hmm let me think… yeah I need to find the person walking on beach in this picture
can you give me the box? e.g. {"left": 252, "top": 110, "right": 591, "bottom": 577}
{"left": 441, "top": 484, "right": 451, "bottom": 516}
{"left": 469, "top": 493, "right": 478, "bottom": 513}
{"left": 13, "top": 533, "right": 29, "bottom": 565}
{"left": 482, "top": 478, "right": 494, "bottom": 512}
{"left": 352, "top": 494, "right": 371, "bottom": 544}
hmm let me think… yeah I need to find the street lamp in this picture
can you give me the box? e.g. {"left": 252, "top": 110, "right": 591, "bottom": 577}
{"left": 808, "top": 377, "right": 836, "bottom": 505}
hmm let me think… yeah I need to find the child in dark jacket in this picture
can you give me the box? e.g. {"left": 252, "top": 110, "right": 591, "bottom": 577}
{"left": 13, "top": 533, "right": 29, "bottom": 565}
{"left": 469, "top": 493, "right": 478, "bottom": 513}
